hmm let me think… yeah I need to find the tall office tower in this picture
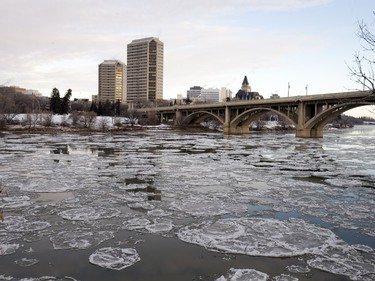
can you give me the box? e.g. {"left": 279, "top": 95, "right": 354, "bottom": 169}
{"left": 126, "top": 37, "right": 164, "bottom": 103}
{"left": 98, "top": 60, "right": 126, "bottom": 103}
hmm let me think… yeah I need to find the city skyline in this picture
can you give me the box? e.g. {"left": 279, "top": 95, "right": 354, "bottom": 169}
{"left": 0, "top": 0, "right": 374, "bottom": 117}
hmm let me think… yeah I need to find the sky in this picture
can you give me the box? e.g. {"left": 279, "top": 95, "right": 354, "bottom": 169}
{"left": 1, "top": 0, "right": 375, "bottom": 117}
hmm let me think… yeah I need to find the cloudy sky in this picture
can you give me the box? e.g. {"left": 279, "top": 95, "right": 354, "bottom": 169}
{"left": 1, "top": 0, "right": 374, "bottom": 116}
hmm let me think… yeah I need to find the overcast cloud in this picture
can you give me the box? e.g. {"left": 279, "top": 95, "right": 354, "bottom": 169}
{"left": 1, "top": 0, "right": 374, "bottom": 116}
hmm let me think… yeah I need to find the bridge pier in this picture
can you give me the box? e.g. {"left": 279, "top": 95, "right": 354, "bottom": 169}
{"left": 296, "top": 128, "right": 323, "bottom": 138}
{"left": 224, "top": 125, "right": 249, "bottom": 134}
{"left": 174, "top": 109, "right": 182, "bottom": 125}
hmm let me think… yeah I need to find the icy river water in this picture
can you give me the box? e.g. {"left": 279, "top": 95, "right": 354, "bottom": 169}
{"left": 0, "top": 126, "right": 374, "bottom": 281}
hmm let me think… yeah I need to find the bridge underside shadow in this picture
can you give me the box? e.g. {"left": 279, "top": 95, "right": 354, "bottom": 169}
{"left": 225, "top": 108, "right": 296, "bottom": 135}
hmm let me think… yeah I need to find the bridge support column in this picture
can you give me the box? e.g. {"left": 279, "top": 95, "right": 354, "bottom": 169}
{"left": 224, "top": 125, "right": 249, "bottom": 134}
{"left": 224, "top": 106, "right": 232, "bottom": 134}
{"left": 295, "top": 101, "right": 323, "bottom": 138}
{"left": 296, "top": 128, "right": 323, "bottom": 138}
{"left": 174, "top": 109, "right": 182, "bottom": 125}
{"left": 160, "top": 113, "right": 164, "bottom": 123}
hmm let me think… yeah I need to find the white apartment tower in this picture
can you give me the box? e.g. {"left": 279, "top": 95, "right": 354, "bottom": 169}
{"left": 98, "top": 60, "right": 126, "bottom": 103}
{"left": 126, "top": 37, "right": 164, "bottom": 103}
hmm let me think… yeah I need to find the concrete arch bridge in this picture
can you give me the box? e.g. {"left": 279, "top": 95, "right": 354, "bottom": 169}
{"left": 140, "top": 91, "right": 375, "bottom": 138}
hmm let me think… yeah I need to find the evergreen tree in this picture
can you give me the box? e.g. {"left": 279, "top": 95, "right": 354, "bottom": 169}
{"left": 115, "top": 99, "right": 121, "bottom": 116}
{"left": 97, "top": 101, "right": 103, "bottom": 116}
{"left": 90, "top": 101, "right": 98, "bottom": 113}
{"left": 50, "top": 88, "right": 61, "bottom": 114}
{"left": 102, "top": 100, "right": 113, "bottom": 116}
{"left": 61, "top": 89, "right": 72, "bottom": 114}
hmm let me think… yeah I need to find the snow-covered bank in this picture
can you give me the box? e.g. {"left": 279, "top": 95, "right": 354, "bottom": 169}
{"left": 2, "top": 113, "right": 172, "bottom": 132}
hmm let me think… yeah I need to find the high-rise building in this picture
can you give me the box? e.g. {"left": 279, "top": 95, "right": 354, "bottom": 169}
{"left": 98, "top": 60, "right": 126, "bottom": 103}
{"left": 126, "top": 37, "right": 164, "bottom": 103}
{"left": 187, "top": 86, "right": 203, "bottom": 99}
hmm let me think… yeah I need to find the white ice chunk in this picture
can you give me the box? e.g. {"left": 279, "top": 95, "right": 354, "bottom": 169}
{"left": 145, "top": 219, "right": 173, "bottom": 233}
{"left": 0, "top": 243, "right": 19, "bottom": 256}
{"left": 0, "top": 196, "right": 31, "bottom": 209}
{"left": 216, "top": 268, "right": 269, "bottom": 281}
{"left": 127, "top": 201, "right": 155, "bottom": 210}
{"left": 50, "top": 231, "right": 115, "bottom": 250}
{"left": 147, "top": 209, "right": 172, "bottom": 217}
{"left": 286, "top": 265, "right": 311, "bottom": 273}
{"left": 123, "top": 217, "right": 151, "bottom": 231}
{"left": 15, "top": 258, "right": 39, "bottom": 267}
{"left": 272, "top": 274, "right": 299, "bottom": 281}
{"left": 89, "top": 247, "right": 140, "bottom": 270}
{"left": 307, "top": 244, "right": 375, "bottom": 280}
{"left": 170, "top": 196, "right": 230, "bottom": 217}
{"left": 58, "top": 207, "right": 120, "bottom": 221}
{"left": 4, "top": 216, "right": 50, "bottom": 233}
{"left": 325, "top": 178, "right": 362, "bottom": 188}
{"left": 178, "top": 218, "right": 339, "bottom": 257}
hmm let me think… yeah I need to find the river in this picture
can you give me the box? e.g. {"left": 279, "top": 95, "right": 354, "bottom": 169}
{"left": 0, "top": 126, "right": 374, "bottom": 281}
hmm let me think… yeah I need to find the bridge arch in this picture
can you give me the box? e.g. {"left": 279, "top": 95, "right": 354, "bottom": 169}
{"left": 297, "top": 101, "right": 374, "bottom": 137}
{"left": 181, "top": 111, "right": 225, "bottom": 126}
{"left": 304, "top": 102, "right": 375, "bottom": 132}
{"left": 230, "top": 107, "right": 297, "bottom": 132}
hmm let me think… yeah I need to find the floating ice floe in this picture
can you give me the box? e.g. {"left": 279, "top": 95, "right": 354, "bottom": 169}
{"left": 89, "top": 247, "right": 140, "bottom": 270}
{"left": 3, "top": 216, "right": 50, "bottom": 233}
{"left": 169, "top": 196, "right": 233, "bottom": 217}
{"left": 145, "top": 219, "right": 173, "bottom": 233}
{"left": 123, "top": 217, "right": 151, "bottom": 231}
{"left": 50, "top": 231, "right": 115, "bottom": 250}
{"left": 286, "top": 265, "right": 311, "bottom": 273}
{"left": 272, "top": 274, "right": 299, "bottom": 281}
{"left": 14, "top": 258, "right": 39, "bottom": 267}
{"left": 0, "top": 196, "right": 31, "bottom": 209}
{"left": 178, "top": 217, "right": 339, "bottom": 257}
{"left": 127, "top": 201, "right": 155, "bottom": 211}
{"left": 147, "top": 209, "right": 172, "bottom": 217}
{"left": 0, "top": 276, "right": 79, "bottom": 281}
{"left": 18, "top": 180, "right": 73, "bottom": 193}
{"left": 0, "top": 243, "right": 19, "bottom": 256}
{"left": 307, "top": 244, "right": 375, "bottom": 280}
{"left": 325, "top": 178, "right": 362, "bottom": 188}
{"left": 58, "top": 207, "right": 120, "bottom": 221}
{"left": 216, "top": 268, "right": 268, "bottom": 281}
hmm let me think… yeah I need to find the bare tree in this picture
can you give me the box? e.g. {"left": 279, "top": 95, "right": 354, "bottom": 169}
{"left": 81, "top": 112, "right": 97, "bottom": 128}
{"left": 42, "top": 112, "right": 54, "bottom": 127}
{"left": 348, "top": 13, "right": 375, "bottom": 94}
{"left": 124, "top": 108, "right": 139, "bottom": 126}
{"left": 70, "top": 111, "right": 81, "bottom": 127}
{"left": 99, "top": 117, "right": 109, "bottom": 130}
{"left": 0, "top": 93, "right": 18, "bottom": 128}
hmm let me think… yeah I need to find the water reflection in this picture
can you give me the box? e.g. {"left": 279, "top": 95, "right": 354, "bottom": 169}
{"left": 50, "top": 144, "right": 116, "bottom": 156}
{"left": 126, "top": 185, "right": 162, "bottom": 201}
